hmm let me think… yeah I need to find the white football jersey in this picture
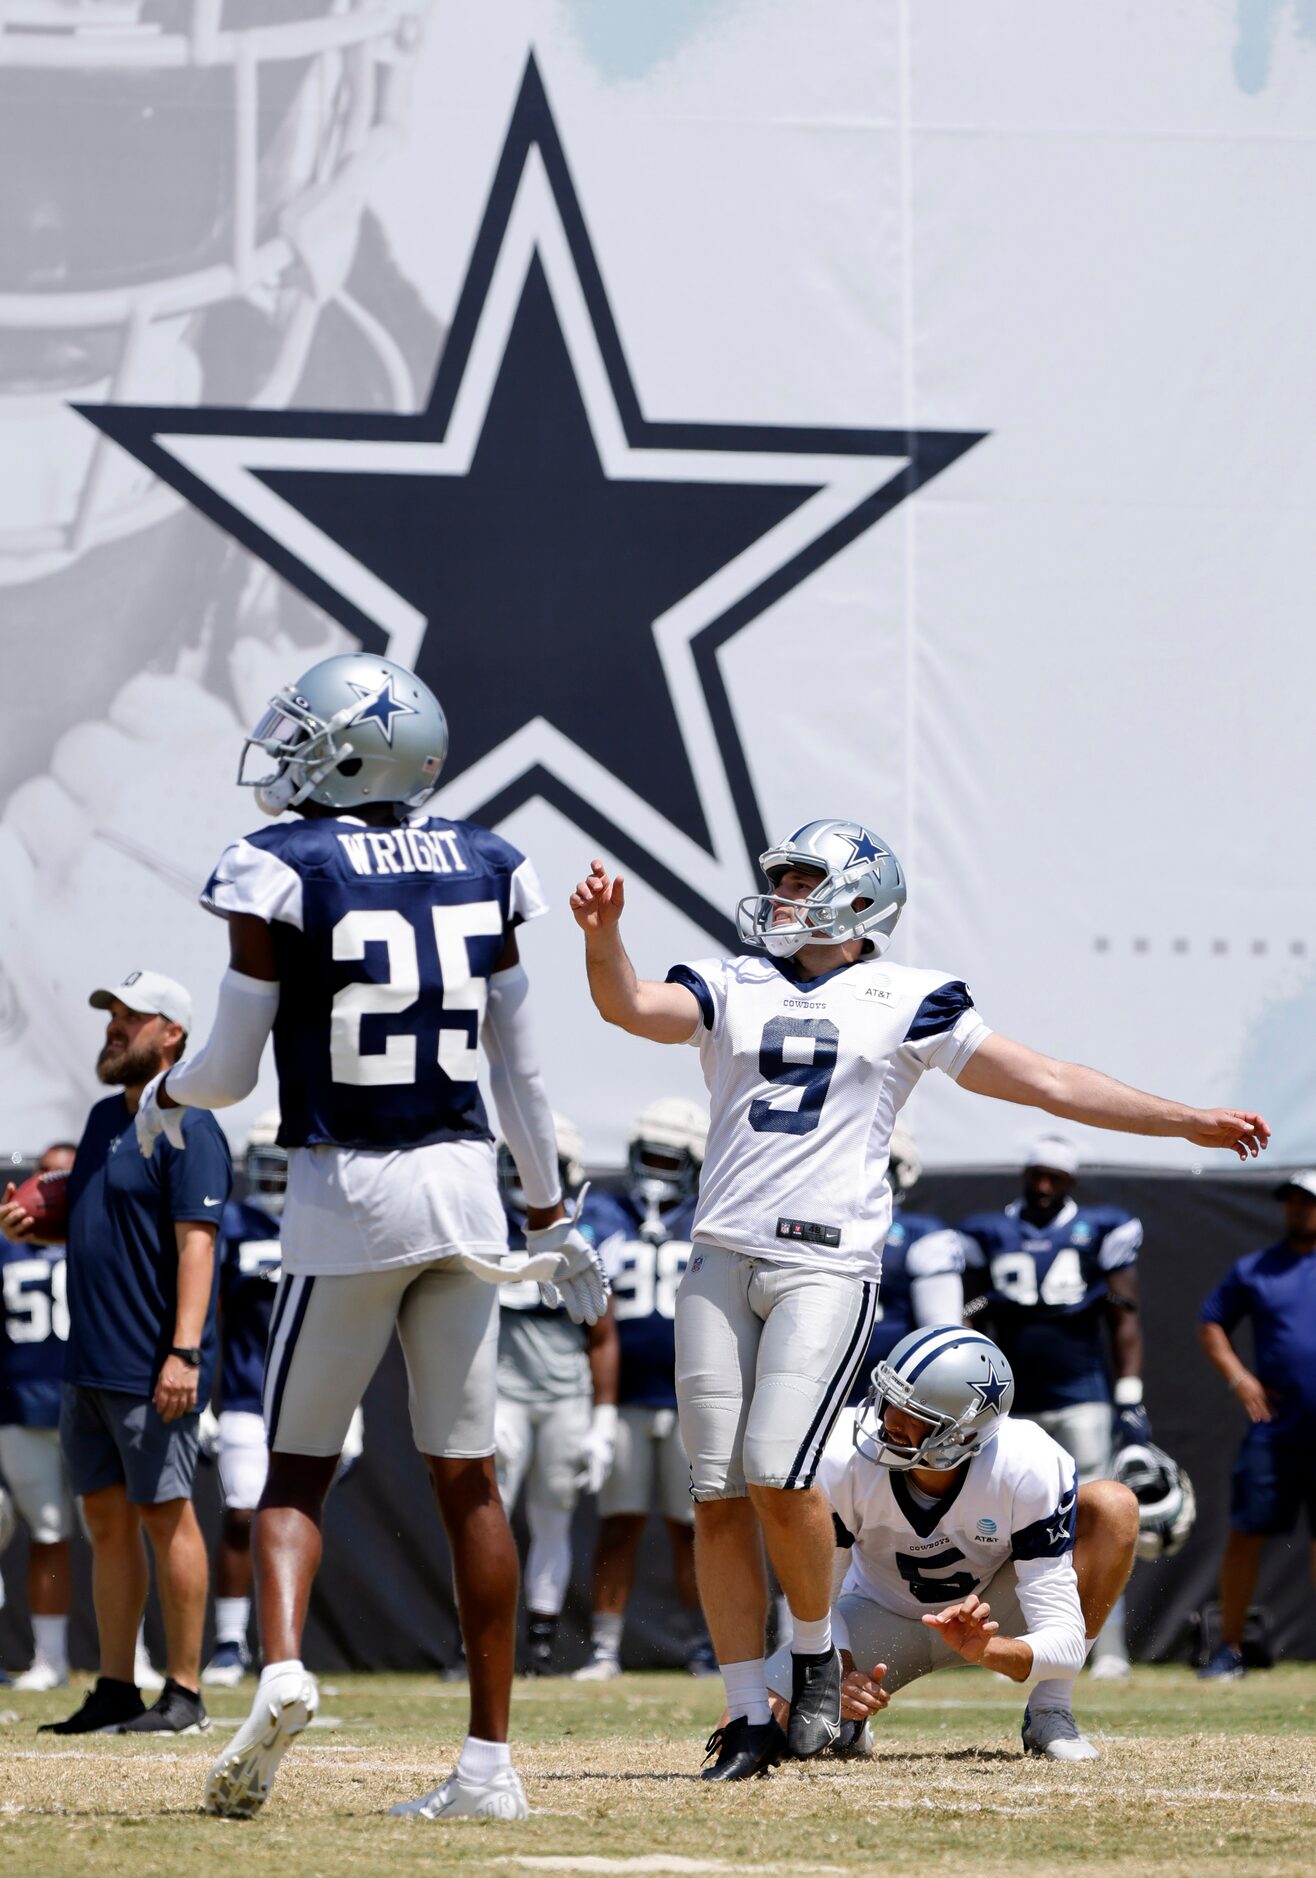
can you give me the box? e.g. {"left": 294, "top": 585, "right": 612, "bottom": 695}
{"left": 818, "top": 1415, "right": 1080, "bottom": 1630}
{"left": 667, "top": 953, "right": 989, "bottom": 1279}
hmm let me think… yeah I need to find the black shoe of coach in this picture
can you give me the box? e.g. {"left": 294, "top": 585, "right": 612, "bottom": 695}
{"left": 116, "top": 1677, "right": 210, "bottom": 1735}
{"left": 787, "top": 1648, "right": 843, "bottom": 1757}
{"left": 39, "top": 1676, "right": 146, "bottom": 1735}
{"left": 700, "top": 1714, "right": 787, "bottom": 1781}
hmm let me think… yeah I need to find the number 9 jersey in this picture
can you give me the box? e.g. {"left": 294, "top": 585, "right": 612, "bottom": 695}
{"left": 202, "top": 814, "right": 546, "bottom": 1149}
{"left": 665, "top": 953, "right": 990, "bottom": 1281}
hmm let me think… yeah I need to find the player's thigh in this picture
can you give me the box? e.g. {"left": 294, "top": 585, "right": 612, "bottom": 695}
{"left": 528, "top": 1394, "right": 590, "bottom": 1509}
{"left": 674, "top": 1247, "right": 760, "bottom": 1502}
{"left": 598, "top": 1404, "right": 656, "bottom": 1518}
{"left": 265, "top": 1268, "right": 406, "bottom": 1457}
{"left": 655, "top": 1410, "right": 695, "bottom": 1525}
{"left": 0, "top": 1424, "right": 74, "bottom": 1542}
{"left": 396, "top": 1260, "right": 499, "bottom": 1459}
{"left": 744, "top": 1267, "right": 878, "bottom": 1490}
{"left": 494, "top": 1397, "right": 534, "bottom": 1505}
{"left": 216, "top": 1409, "right": 269, "bottom": 1511}
{"left": 1032, "top": 1402, "right": 1113, "bottom": 1484}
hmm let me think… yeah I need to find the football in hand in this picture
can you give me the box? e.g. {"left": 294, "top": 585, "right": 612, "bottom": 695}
{"left": 8, "top": 1168, "right": 70, "bottom": 1242}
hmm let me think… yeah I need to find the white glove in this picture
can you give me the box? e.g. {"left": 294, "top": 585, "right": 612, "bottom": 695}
{"left": 459, "top": 1186, "right": 610, "bottom": 1327}
{"left": 336, "top": 1405, "right": 364, "bottom": 1480}
{"left": 197, "top": 1404, "right": 220, "bottom": 1462}
{"left": 575, "top": 1403, "right": 619, "bottom": 1495}
{"left": 135, "top": 1069, "right": 187, "bottom": 1158}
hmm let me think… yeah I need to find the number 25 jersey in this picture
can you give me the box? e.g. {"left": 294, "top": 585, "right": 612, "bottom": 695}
{"left": 202, "top": 814, "right": 546, "bottom": 1149}
{"left": 666, "top": 953, "right": 990, "bottom": 1280}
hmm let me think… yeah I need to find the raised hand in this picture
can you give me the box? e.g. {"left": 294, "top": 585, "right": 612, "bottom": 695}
{"left": 921, "top": 1593, "right": 999, "bottom": 1663}
{"left": 569, "top": 859, "right": 625, "bottom": 936}
{"left": 1185, "top": 1110, "right": 1270, "bottom": 1160}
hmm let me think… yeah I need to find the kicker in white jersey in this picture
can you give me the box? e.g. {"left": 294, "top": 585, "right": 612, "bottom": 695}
{"left": 665, "top": 954, "right": 990, "bottom": 1279}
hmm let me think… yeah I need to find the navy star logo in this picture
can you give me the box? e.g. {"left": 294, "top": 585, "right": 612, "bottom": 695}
{"left": 347, "top": 675, "right": 418, "bottom": 747}
{"left": 970, "top": 1361, "right": 1010, "bottom": 1413}
{"left": 1045, "top": 1482, "right": 1077, "bottom": 1549}
{"left": 845, "top": 831, "right": 885, "bottom": 868}
{"left": 79, "top": 58, "right": 985, "bottom": 944}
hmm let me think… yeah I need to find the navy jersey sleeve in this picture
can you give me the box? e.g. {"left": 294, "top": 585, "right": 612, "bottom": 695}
{"left": 905, "top": 980, "right": 974, "bottom": 1042}
{"left": 167, "top": 1112, "right": 232, "bottom": 1225}
{"left": 1012, "top": 1465, "right": 1077, "bottom": 1561}
{"left": 1200, "top": 1259, "right": 1250, "bottom": 1333}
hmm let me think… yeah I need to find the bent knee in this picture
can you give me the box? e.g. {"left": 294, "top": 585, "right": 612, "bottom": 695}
{"left": 1077, "top": 1477, "right": 1140, "bottom": 1543}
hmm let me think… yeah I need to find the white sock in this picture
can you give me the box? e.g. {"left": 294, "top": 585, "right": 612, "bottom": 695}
{"left": 790, "top": 1614, "right": 833, "bottom": 1657}
{"left": 590, "top": 1612, "right": 624, "bottom": 1657}
{"left": 259, "top": 1658, "right": 305, "bottom": 1690}
{"left": 1029, "top": 1676, "right": 1075, "bottom": 1713}
{"left": 721, "top": 1656, "right": 771, "bottom": 1727}
{"left": 215, "top": 1597, "right": 250, "bottom": 1647}
{"left": 32, "top": 1614, "right": 68, "bottom": 1673}
{"left": 457, "top": 1734, "right": 512, "bottom": 1782}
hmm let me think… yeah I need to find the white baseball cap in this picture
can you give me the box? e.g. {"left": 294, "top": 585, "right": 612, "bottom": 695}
{"left": 1275, "top": 1170, "right": 1316, "bottom": 1202}
{"left": 1024, "top": 1134, "right": 1080, "bottom": 1177}
{"left": 89, "top": 970, "right": 192, "bottom": 1034}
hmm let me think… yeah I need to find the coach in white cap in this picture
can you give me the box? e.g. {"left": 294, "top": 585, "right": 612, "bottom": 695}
{"left": 0, "top": 969, "right": 231, "bottom": 1736}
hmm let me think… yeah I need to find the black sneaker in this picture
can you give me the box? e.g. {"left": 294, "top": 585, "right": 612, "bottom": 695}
{"left": 700, "top": 1714, "right": 786, "bottom": 1783}
{"left": 524, "top": 1612, "right": 558, "bottom": 1677}
{"left": 787, "top": 1648, "right": 842, "bottom": 1758}
{"left": 116, "top": 1677, "right": 210, "bottom": 1735}
{"left": 39, "top": 1677, "right": 145, "bottom": 1735}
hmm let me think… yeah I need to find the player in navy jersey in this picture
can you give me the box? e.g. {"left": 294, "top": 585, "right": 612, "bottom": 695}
{"left": 136, "top": 654, "right": 608, "bottom": 1824}
{"left": 954, "top": 1136, "right": 1145, "bottom": 1677}
{"left": 494, "top": 1116, "right": 623, "bottom": 1675}
{"left": 1198, "top": 1172, "right": 1316, "bottom": 1679}
{"left": 573, "top": 821, "right": 1267, "bottom": 1783}
{"left": 575, "top": 1098, "right": 715, "bottom": 1681}
{"left": 0, "top": 1143, "right": 76, "bottom": 1690}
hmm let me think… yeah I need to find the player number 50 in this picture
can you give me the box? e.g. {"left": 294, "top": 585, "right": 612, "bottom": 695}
{"left": 329, "top": 901, "right": 502, "bottom": 1086}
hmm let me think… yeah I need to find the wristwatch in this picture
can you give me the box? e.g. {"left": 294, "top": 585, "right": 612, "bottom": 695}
{"left": 168, "top": 1345, "right": 202, "bottom": 1368}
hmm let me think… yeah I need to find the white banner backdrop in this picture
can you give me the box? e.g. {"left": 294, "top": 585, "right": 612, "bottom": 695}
{"left": 0, "top": 1, "right": 1311, "bottom": 1169}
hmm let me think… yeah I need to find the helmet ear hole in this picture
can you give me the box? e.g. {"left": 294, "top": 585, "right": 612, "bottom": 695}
{"left": 338, "top": 758, "right": 363, "bottom": 777}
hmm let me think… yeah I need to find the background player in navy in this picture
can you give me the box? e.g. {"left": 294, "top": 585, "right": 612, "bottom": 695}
{"left": 576, "top": 1098, "right": 714, "bottom": 1681}
{"left": 955, "top": 1136, "right": 1145, "bottom": 1677}
{"left": 1197, "top": 1171, "right": 1316, "bottom": 1679}
{"left": 138, "top": 655, "right": 608, "bottom": 1823}
{"left": 494, "top": 1116, "right": 623, "bottom": 1675}
{"left": 0, "top": 1142, "right": 76, "bottom": 1690}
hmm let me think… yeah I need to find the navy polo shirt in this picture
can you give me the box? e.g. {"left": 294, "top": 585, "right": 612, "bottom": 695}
{"left": 65, "top": 1094, "right": 231, "bottom": 1401}
{"left": 1200, "top": 1239, "right": 1316, "bottom": 1431}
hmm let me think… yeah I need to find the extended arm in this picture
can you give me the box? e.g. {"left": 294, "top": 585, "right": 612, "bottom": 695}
{"left": 957, "top": 1032, "right": 1269, "bottom": 1161}
{"left": 152, "top": 915, "right": 280, "bottom": 1131}
{"left": 570, "top": 860, "right": 702, "bottom": 1044}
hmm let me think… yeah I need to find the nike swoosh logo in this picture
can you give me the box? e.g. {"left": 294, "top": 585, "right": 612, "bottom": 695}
{"left": 204, "top": 1197, "right": 224, "bottom": 1207}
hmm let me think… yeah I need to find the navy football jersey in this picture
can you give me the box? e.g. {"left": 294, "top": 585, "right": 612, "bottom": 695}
{"left": 845, "top": 1210, "right": 955, "bottom": 1406}
{"left": 217, "top": 1199, "right": 282, "bottom": 1416}
{"left": 958, "top": 1199, "right": 1141, "bottom": 1412}
{"left": 202, "top": 814, "right": 547, "bottom": 1150}
{"left": 0, "top": 1238, "right": 68, "bottom": 1428}
{"left": 609, "top": 1194, "right": 699, "bottom": 1410}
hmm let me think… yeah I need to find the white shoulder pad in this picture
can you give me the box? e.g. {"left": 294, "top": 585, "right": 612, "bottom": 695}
{"left": 201, "top": 838, "right": 304, "bottom": 930}
{"left": 1098, "top": 1216, "right": 1143, "bottom": 1271}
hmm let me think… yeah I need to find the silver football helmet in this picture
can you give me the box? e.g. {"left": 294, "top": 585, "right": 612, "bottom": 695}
{"left": 856, "top": 1327, "right": 1015, "bottom": 1471}
{"left": 244, "top": 1109, "right": 287, "bottom": 1218}
{"left": 497, "top": 1113, "right": 586, "bottom": 1216}
{"left": 628, "top": 1096, "right": 708, "bottom": 1205}
{"left": 239, "top": 653, "right": 448, "bottom": 813}
{"left": 1112, "top": 1442, "right": 1196, "bottom": 1561}
{"left": 736, "top": 819, "right": 906, "bottom": 959}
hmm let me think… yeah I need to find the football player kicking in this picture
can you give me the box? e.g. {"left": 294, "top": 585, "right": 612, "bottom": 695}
{"left": 759, "top": 1328, "right": 1138, "bottom": 1762}
{"left": 571, "top": 820, "right": 1269, "bottom": 1782}
{"left": 134, "top": 654, "right": 608, "bottom": 1823}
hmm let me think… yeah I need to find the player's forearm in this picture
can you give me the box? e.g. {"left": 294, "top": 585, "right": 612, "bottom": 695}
{"left": 1109, "top": 1308, "right": 1143, "bottom": 1380}
{"left": 164, "top": 969, "right": 279, "bottom": 1110}
{"left": 1199, "top": 1321, "right": 1249, "bottom": 1388}
{"left": 173, "top": 1228, "right": 216, "bottom": 1347}
{"left": 966, "top": 1041, "right": 1198, "bottom": 1137}
{"left": 977, "top": 1634, "right": 1034, "bottom": 1681}
{"left": 586, "top": 1311, "right": 620, "bottom": 1406}
{"left": 583, "top": 931, "right": 695, "bottom": 1043}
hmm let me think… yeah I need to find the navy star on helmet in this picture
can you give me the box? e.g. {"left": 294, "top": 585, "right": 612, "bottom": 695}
{"left": 238, "top": 654, "right": 449, "bottom": 815}
{"left": 855, "top": 1327, "right": 1015, "bottom": 1472}
{"left": 346, "top": 675, "right": 418, "bottom": 746}
{"left": 736, "top": 818, "right": 906, "bottom": 960}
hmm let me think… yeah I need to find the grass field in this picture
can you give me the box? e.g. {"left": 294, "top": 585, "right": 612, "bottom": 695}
{"left": 3, "top": 1666, "right": 1315, "bottom": 1877}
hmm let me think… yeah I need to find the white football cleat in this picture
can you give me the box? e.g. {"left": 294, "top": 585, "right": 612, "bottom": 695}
{"left": 571, "top": 1651, "right": 621, "bottom": 1681}
{"left": 390, "top": 1765, "right": 528, "bottom": 1821}
{"left": 1021, "top": 1703, "right": 1099, "bottom": 1761}
{"left": 1088, "top": 1654, "right": 1131, "bottom": 1682}
{"left": 13, "top": 1662, "right": 69, "bottom": 1691}
{"left": 204, "top": 1668, "right": 319, "bottom": 1819}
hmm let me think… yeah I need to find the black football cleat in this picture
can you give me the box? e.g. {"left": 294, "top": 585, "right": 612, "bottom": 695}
{"left": 116, "top": 1677, "right": 210, "bottom": 1735}
{"left": 39, "top": 1676, "right": 145, "bottom": 1735}
{"left": 787, "top": 1648, "right": 843, "bottom": 1758}
{"left": 700, "top": 1714, "right": 786, "bottom": 1782}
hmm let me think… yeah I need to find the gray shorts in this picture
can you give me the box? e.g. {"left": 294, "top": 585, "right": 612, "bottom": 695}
{"left": 264, "top": 1258, "right": 498, "bottom": 1459}
{"left": 599, "top": 1405, "right": 693, "bottom": 1524}
{"left": 674, "top": 1246, "right": 878, "bottom": 1499}
{"left": 765, "top": 1565, "right": 1030, "bottom": 1699}
{"left": 59, "top": 1385, "right": 200, "bottom": 1506}
{"left": 1030, "top": 1403, "right": 1113, "bottom": 1484}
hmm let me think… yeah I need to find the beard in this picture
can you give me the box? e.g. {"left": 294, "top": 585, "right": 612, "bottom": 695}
{"left": 96, "top": 1037, "right": 164, "bottom": 1087}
